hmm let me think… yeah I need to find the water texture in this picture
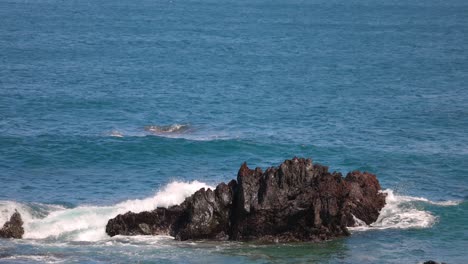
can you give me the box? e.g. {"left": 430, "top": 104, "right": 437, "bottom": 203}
{"left": 0, "top": 0, "right": 467, "bottom": 263}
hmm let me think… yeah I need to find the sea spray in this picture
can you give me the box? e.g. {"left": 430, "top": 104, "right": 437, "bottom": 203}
{"left": 1, "top": 181, "right": 212, "bottom": 241}
{"left": 144, "top": 124, "right": 191, "bottom": 134}
{"left": 349, "top": 189, "right": 460, "bottom": 231}
{"left": 1, "top": 186, "right": 460, "bottom": 241}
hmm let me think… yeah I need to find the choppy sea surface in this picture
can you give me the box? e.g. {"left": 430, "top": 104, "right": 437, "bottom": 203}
{"left": 1, "top": 0, "right": 467, "bottom": 263}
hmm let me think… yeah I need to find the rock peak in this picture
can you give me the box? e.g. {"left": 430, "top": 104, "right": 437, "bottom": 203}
{"left": 237, "top": 162, "right": 252, "bottom": 178}
{"left": 0, "top": 210, "right": 25, "bottom": 239}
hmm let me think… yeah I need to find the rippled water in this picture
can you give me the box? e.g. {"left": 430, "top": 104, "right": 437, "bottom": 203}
{"left": 1, "top": 0, "right": 467, "bottom": 263}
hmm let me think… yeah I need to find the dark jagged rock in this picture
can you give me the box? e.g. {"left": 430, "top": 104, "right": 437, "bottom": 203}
{"left": 423, "top": 261, "right": 447, "bottom": 264}
{"left": 0, "top": 210, "right": 24, "bottom": 239}
{"left": 343, "top": 170, "right": 387, "bottom": 226}
{"left": 106, "top": 157, "right": 387, "bottom": 242}
{"left": 106, "top": 206, "right": 185, "bottom": 237}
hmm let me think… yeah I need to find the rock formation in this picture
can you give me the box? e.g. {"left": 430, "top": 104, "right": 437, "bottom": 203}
{"left": 0, "top": 210, "right": 24, "bottom": 239}
{"left": 106, "top": 157, "right": 386, "bottom": 242}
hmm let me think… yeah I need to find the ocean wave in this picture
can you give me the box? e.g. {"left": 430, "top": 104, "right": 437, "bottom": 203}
{"left": 144, "top": 124, "right": 191, "bottom": 134}
{"left": 0, "top": 201, "right": 66, "bottom": 228}
{"left": 102, "top": 124, "right": 191, "bottom": 138}
{"left": 0, "top": 181, "right": 212, "bottom": 242}
{"left": 349, "top": 189, "right": 461, "bottom": 232}
{"left": 102, "top": 124, "right": 235, "bottom": 141}
{"left": 143, "top": 124, "right": 236, "bottom": 141}
{"left": 107, "top": 130, "right": 124, "bottom": 138}
{"left": 2, "top": 186, "right": 461, "bottom": 242}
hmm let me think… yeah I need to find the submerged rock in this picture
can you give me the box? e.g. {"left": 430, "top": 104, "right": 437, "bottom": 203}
{"left": 106, "top": 157, "right": 386, "bottom": 242}
{"left": 0, "top": 210, "right": 24, "bottom": 239}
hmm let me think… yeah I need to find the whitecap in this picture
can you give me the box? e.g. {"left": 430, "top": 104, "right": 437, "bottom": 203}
{"left": 0, "top": 201, "right": 65, "bottom": 227}
{"left": 108, "top": 130, "right": 124, "bottom": 138}
{"left": 349, "top": 189, "right": 460, "bottom": 232}
{"left": 144, "top": 124, "right": 190, "bottom": 134}
{"left": 1, "top": 181, "right": 213, "bottom": 242}
{"left": 143, "top": 124, "right": 234, "bottom": 141}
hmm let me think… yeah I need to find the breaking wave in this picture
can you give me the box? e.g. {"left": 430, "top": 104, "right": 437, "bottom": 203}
{"left": 1, "top": 186, "right": 461, "bottom": 242}
{"left": 143, "top": 124, "right": 232, "bottom": 141}
{"left": 144, "top": 124, "right": 191, "bottom": 134}
{"left": 107, "top": 130, "right": 124, "bottom": 138}
{"left": 0, "top": 181, "right": 212, "bottom": 242}
{"left": 349, "top": 189, "right": 461, "bottom": 231}
{"left": 103, "top": 124, "right": 234, "bottom": 141}
{"left": 103, "top": 124, "right": 192, "bottom": 138}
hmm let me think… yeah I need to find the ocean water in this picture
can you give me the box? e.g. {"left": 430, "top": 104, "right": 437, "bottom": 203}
{"left": 0, "top": 0, "right": 467, "bottom": 263}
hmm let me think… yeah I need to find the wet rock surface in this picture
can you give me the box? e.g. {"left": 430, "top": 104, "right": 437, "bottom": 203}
{"left": 0, "top": 210, "right": 24, "bottom": 239}
{"left": 106, "top": 157, "right": 387, "bottom": 242}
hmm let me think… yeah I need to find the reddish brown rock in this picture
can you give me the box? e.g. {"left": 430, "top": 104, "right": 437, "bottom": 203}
{"left": 106, "top": 158, "right": 386, "bottom": 242}
{"left": 344, "top": 171, "right": 387, "bottom": 225}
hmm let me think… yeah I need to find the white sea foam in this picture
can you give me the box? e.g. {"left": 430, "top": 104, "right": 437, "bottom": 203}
{"left": 0, "top": 255, "right": 63, "bottom": 263}
{"left": 0, "top": 201, "right": 65, "bottom": 227}
{"left": 108, "top": 130, "right": 124, "bottom": 137}
{"left": 390, "top": 193, "right": 462, "bottom": 206}
{"left": 144, "top": 124, "right": 191, "bottom": 134}
{"left": 2, "top": 185, "right": 460, "bottom": 241}
{"left": 0, "top": 201, "right": 33, "bottom": 226}
{"left": 349, "top": 189, "right": 461, "bottom": 232}
{"left": 105, "top": 124, "right": 234, "bottom": 141}
{"left": 0, "top": 181, "right": 212, "bottom": 242}
{"left": 143, "top": 124, "right": 230, "bottom": 141}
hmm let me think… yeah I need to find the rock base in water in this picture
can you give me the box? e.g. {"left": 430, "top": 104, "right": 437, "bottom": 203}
{"left": 0, "top": 210, "right": 24, "bottom": 239}
{"left": 106, "top": 157, "right": 386, "bottom": 242}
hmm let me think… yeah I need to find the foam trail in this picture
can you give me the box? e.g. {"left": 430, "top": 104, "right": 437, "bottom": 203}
{"left": 349, "top": 189, "right": 460, "bottom": 231}
{"left": 389, "top": 193, "right": 462, "bottom": 206}
{"left": 1, "top": 181, "right": 212, "bottom": 242}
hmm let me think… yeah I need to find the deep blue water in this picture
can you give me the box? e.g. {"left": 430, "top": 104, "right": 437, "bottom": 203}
{"left": 0, "top": 0, "right": 467, "bottom": 263}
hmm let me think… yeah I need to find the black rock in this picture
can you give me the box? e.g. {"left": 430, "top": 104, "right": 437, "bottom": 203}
{"left": 106, "top": 157, "right": 387, "bottom": 242}
{"left": 0, "top": 210, "right": 24, "bottom": 239}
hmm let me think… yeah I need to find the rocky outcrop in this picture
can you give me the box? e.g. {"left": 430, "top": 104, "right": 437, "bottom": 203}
{"left": 0, "top": 210, "right": 24, "bottom": 239}
{"left": 343, "top": 170, "right": 387, "bottom": 225}
{"left": 106, "top": 157, "right": 386, "bottom": 242}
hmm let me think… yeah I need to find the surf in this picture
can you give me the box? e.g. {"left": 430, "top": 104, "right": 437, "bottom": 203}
{"left": 0, "top": 181, "right": 212, "bottom": 242}
{"left": 349, "top": 189, "right": 461, "bottom": 231}
{"left": 0, "top": 185, "right": 460, "bottom": 242}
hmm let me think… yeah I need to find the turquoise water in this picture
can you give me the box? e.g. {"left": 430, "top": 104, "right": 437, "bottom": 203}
{"left": 0, "top": 0, "right": 467, "bottom": 263}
